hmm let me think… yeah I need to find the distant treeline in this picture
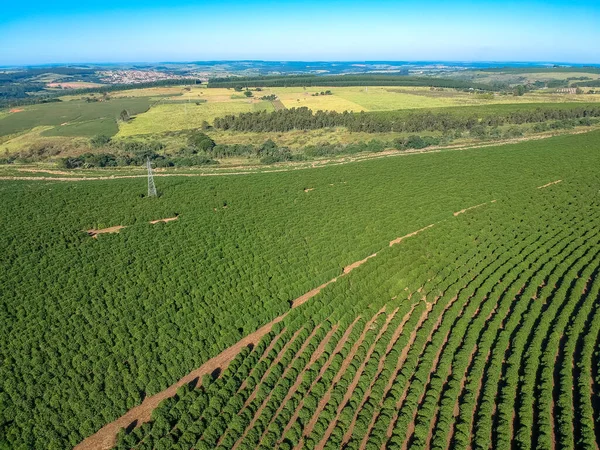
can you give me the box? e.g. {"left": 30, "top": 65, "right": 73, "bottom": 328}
{"left": 0, "top": 67, "right": 99, "bottom": 103}
{"left": 0, "top": 78, "right": 200, "bottom": 108}
{"left": 476, "top": 66, "right": 600, "bottom": 74}
{"left": 213, "top": 105, "right": 600, "bottom": 133}
{"left": 207, "top": 75, "right": 498, "bottom": 91}
{"left": 63, "top": 78, "right": 200, "bottom": 96}
{"left": 573, "top": 80, "right": 600, "bottom": 87}
{"left": 0, "top": 67, "right": 96, "bottom": 83}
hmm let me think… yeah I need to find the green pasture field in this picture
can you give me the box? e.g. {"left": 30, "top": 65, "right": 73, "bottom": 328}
{"left": 0, "top": 97, "right": 151, "bottom": 137}
{"left": 1, "top": 131, "right": 600, "bottom": 449}
{"left": 41, "top": 118, "right": 119, "bottom": 137}
{"left": 116, "top": 100, "right": 274, "bottom": 137}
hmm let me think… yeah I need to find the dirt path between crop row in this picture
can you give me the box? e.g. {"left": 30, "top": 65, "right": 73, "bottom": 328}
{"left": 254, "top": 325, "right": 339, "bottom": 446}
{"left": 538, "top": 180, "right": 562, "bottom": 189}
{"left": 149, "top": 216, "right": 178, "bottom": 224}
{"left": 454, "top": 200, "right": 496, "bottom": 217}
{"left": 277, "top": 317, "right": 361, "bottom": 446}
{"left": 87, "top": 226, "right": 126, "bottom": 238}
{"left": 295, "top": 307, "right": 387, "bottom": 450}
{"left": 231, "top": 326, "right": 322, "bottom": 450}
{"left": 87, "top": 217, "right": 180, "bottom": 237}
{"left": 314, "top": 307, "right": 399, "bottom": 450}
{"left": 341, "top": 303, "right": 417, "bottom": 446}
{"left": 76, "top": 225, "right": 435, "bottom": 450}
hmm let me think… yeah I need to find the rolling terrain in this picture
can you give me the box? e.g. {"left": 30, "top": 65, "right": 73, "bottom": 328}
{"left": 1, "top": 131, "right": 599, "bottom": 449}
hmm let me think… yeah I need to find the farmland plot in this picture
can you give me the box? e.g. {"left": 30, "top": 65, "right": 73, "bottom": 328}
{"left": 1, "top": 131, "right": 599, "bottom": 449}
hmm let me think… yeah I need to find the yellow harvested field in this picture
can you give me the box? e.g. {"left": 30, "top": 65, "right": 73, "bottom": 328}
{"left": 334, "top": 87, "right": 466, "bottom": 110}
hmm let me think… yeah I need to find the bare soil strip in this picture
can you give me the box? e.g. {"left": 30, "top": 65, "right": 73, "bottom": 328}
{"left": 453, "top": 200, "right": 495, "bottom": 217}
{"left": 389, "top": 224, "right": 435, "bottom": 247}
{"left": 314, "top": 308, "right": 400, "bottom": 450}
{"left": 87, "top": 226, "right": 126, "bottom": 238}
{"left": 343, "top": 253, "right": 377, "bottom": 274}
{"left": 87, "top": 217, "right": 179, "bottom": 238}
{"left": 149, "top": 216, "right": 178, "bottom": 224}
{"left": 538, "top": 180, "right": 563, "bottom": 189}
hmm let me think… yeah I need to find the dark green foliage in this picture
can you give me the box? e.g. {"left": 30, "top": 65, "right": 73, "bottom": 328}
{"left": 208, "top": 75, "right": 495, "bottom": 91}
{"left": 2, "top": 131, "right": 600, "bottom": 449}
{"left": 90, "top": 134, "right": 112, "bottom": 148}
{"left": 187, "top": 131, "right": 216, "bottom": 153}
{"left": 213, "top": 105, "right": 600, "bottom": 133}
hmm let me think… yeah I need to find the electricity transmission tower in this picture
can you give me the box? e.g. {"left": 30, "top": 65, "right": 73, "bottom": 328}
{"left": 147, "top": 157, "right": 157, "bottom": 197}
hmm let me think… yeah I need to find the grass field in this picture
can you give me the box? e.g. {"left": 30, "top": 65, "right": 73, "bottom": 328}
{"left": 1, "top": 131, "right": 600, "bottom": 449}
{"left": 116, "top": 100, "right": 274, "bottom": 136}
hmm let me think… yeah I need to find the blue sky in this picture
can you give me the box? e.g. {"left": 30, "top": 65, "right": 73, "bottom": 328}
{"left": 1, "top": 0, "right": 599, "bottom": 65}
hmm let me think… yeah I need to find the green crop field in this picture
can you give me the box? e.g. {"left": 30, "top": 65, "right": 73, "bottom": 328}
{"left": 1, "top": 131, "right": 600, "bottom": 449}
{"left": 0, "top": 98, "right": 151, "bottom": 138}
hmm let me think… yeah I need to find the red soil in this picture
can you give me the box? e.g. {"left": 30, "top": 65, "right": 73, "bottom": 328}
{"left": 255, "top": 326, "right": 339, "bottom": 445}
{"left": 389, "top": 224, "right": 435, "bottom": 247}
{"left": 315, "top": 308, "right": 399, "bottom": 450}
{"left": 232, "top": 325, "right": 323, "bottom": 450}
{"left": 240, "top": 328, "right": 305, "bottom": 411}
{"left": 341, "top": 303, "right": 417, "bottom": 446}
{"left": 296, "top": 307, "right": 386, "bottom": 449}
{"left": 278, "top": 317, "right": 361, "bottom": 446}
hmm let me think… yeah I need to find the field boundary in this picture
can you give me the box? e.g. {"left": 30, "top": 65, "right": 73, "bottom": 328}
{"left": 0, "top": 128, "right": 596, "bottom": 183}
{"left": 75, "top": 224, "right": 435, "bottom": 450}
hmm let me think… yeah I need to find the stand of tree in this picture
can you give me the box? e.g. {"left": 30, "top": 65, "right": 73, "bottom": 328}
{"left": 0, "top": 79, "right": 201, "bottom": 108}
{"left": 213, "top": 105, "right": 600, "bottom": 133}
{"left": 207, "top": 75, "right": 498, "bottom": 91}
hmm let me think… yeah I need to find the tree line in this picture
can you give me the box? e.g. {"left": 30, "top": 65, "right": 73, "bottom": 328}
{"left": 213, "top": 105, "right": 600, "bottom": 133}
{"left": 207, "top": 75, "right": 498, "bottom": 91}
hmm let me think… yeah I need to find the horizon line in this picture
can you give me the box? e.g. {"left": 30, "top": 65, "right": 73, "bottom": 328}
{"left": 2, "top": 59, "right": 600, "bottom": 69}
